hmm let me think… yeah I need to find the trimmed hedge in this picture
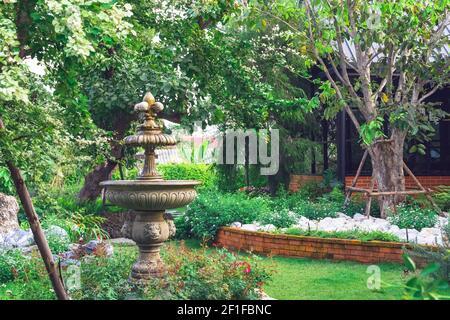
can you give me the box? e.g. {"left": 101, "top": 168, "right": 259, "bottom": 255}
{"left": 157, "top": 163, "right": 217, "bottom": 190}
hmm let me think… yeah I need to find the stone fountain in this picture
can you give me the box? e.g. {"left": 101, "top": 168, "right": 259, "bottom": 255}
{"left": 100, "top": 92, "right": 200, "bottom": 282}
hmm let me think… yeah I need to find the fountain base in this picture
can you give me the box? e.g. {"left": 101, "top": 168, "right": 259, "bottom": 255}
{"left": 130, "top": 210, "right": 170, "bottom": 281}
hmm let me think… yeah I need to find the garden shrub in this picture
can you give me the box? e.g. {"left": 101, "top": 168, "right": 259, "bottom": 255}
{"left": 158, "top": 163, "right": 217, "bottom": 190}
{"left": 388, "top": 205, "right": 438, "bottom": 231}
{"left": 434, "top": 186, "right": 450, "bottom": 212}
{"left": 282, "top": 228, "right": 401, "bottom": 242}
{"left": 143, "top": 242, "right": 272, "bottom": 300}
{"left": 46, "top": 232, "right": 71, "bottom": 254}
{"left": 257, "top": 208, "right": 299, "bottom": 228}
{"left": 292, "top": 199, "right": 340, "bottom": 220}
{"left": 297, "top": 181, "right": 329, "bottom": 200}
{"left": 178, "top": 191, "right": 271, "bottom": 240}
{"left": 38, "top": 212, "right": 108, "bottom": 243}
{"left": 70, "top": 243, "right": 272, "bottom": 300}
{"left": 0, "top": 249, "right": 44, "bottom": 284}
{"left": 70, "top": 247, "right": 136, "bottom": 300}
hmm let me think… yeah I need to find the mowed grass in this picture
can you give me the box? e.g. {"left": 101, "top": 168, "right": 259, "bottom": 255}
{"left": 261, "top": 256, "right": 405, "bottom": 300}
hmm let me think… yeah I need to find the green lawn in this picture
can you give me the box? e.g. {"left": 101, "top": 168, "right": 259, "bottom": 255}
{"left": 262, "top": 256, "right": 405, "bottom": 300}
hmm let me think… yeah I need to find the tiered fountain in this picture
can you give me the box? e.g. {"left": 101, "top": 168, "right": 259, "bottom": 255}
{"left": 100, "top": 92, "right": 200, "bottom": 282}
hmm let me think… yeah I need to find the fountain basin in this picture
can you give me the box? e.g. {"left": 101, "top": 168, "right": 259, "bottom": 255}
{"left": 100, "top": 180, "right": 201, "bottom": 211}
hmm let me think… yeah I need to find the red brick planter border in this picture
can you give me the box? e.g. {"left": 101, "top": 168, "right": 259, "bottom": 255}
{"left": 217, "top": 227, "right": 416, "bottom": 264}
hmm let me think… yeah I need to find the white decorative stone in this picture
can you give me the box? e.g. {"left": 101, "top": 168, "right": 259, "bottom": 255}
{"left": 355, "top": 218, "right": 377, "bottom": 232}
{"left": 388, "top": 225, "right": 400, "bottom": 234}
{"left": 230, "top": 222, "right": 242, "bottom": 228}
{"left": 372, "top": 218, "right": 392, "bottom": 231}
{"left": 417, "top": 228, "right": 443, "bottom": 245}
{"left": 353, "top": 213, "right": 366, "bottom": 222}
{"left": 241, "top": 224, "right": 259, "bottom": 232}
{"left": 295, "top": 216, "right": 312, "bottom": 230}
{"left": 336, "top": 212, "right": 351, "bottom": 220}
{"left": 391, "top": 228, "right": 419, "bottom": 242}
{"left": 318, "top": 217, "right": 348, "bottom": 232}
{"left": 434, "top": 217, "right": 449, "bottom": 228}
{"left": 258, "top": 224, "right": 276, "bottom": 232}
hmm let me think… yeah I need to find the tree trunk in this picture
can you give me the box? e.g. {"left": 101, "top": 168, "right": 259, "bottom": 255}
{"left": 370, "top": 128, "right": 407, "bottom": 218}
{"left": 78, "top": 111, "right": 133, "bottom": 202}
{"left": 0, "top": 119, "right": 68, "bottom": 300}
{"left": 78, "top": 160, "right": 118, "bottom": 202}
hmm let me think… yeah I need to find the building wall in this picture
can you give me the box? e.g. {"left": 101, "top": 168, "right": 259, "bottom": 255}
{"left": 344, "top": 176, "right": 450, "bottom": 189}
{"left": 289, "top": 174, "right": 324, "bottom": 192}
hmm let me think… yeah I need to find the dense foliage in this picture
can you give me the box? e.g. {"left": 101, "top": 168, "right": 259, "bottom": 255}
{"left": 388, "top": 205, "right": 438, "bottom": 231}
{"left": 158, "top": 163, "right": 217, "bottom": 190}
{"left": 178, "top": 191, "right": 271, "bottom": 240}
{"left": 178, "top": 186, "right": 367, "bottom": 240}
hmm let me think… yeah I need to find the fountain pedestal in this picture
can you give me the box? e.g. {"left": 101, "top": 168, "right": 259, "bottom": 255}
{"left": 131, "top": 211, "right": 169, "bottom": 279}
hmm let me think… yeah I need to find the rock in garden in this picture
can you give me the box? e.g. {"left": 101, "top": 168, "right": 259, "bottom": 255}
{"left": 434, "top": 217, "right": 449, "bottom": 228}
{"left": 21, "top": 245, "right": 39, "bottom": 255}
{"left": 416, "top": 228, "right": 443, "bottom": 246}
{"left": 106, "top": 237, "right": 136, "bottom": 246}
{"left": 258, "top": 224, "right": 276, "bottom": 232}
{"left": 241, "top": 224, "right": 259, "bottom": 232}
{"left": 352, "top": 213, "right": 366, "bottom": 222}
{"left": 372, "top": 218, "right": 391, "bottom": 231}
{"left": 58, "top": 240, "right": 115, "bottom": 268}
{"left": 318, "top": 217, "right": 348, "bottom": 232}
{"left": 295, "top": 216, "right": 312, "bottom": 230}
{"left": 83, "top": 240, "right": 114, "bottom": 256}
{"left": 388, "top": 225, "right": 400, "bottom": 234}
{"left": 45, "top": 225, "right": 69, "bottom": 241}
{"left": 336, "top": 212, "right": 351, "bottom": 220}
{"left": 391, "top": 228, "right": 419, "bottom": 242}
{"left": 3, "top": 229, "right": 34, "bottom": 248}
{"left": 230, "top": 222, "right": 242, "bottom": 228}
{"left": 357, "top": 218, "right": 380, "bottom": 232}
{"left": 0, "top": 193, "right": 20, "bottom": 235}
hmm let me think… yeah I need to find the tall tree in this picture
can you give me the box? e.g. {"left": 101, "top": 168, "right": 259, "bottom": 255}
{"left": 1, "top": 0, "right": 134, "bottom": 298}
{"left": 262, "top": 0, "right": 450, "bottom": 216}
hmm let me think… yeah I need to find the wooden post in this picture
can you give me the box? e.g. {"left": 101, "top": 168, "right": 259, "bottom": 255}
{"left": 364, "top": 175, "right": 375, "bottom": 217}
{"left": 344, "top": 149, "right": 368, "bottom": 207}
{"left": 403, "top": 162, "right": 442, "bottom": 214}
{"left": 0, "top": 119, "right": 68, "bottom": 300}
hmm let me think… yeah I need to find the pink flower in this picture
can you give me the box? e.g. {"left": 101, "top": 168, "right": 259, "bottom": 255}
{"left": 243, "top": 262, "right": 251, "bottom": 274}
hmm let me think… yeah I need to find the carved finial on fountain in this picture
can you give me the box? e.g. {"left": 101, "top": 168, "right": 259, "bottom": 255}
{"left": 124, "top": 92, "right": 176, "bottom": 181}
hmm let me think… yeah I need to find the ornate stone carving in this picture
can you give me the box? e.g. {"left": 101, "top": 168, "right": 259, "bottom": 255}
{"left": 143, "top": 223, "right": 161, "bottom": 241}
{"left": 104, "top": 188, "right": 197, "bottom": 211}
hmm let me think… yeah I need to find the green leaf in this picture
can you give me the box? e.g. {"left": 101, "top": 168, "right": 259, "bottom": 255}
{"left": 420, "top": 263, "right": 440, "bottom": 277}
{"left": 403, "top": 254, "right": 416, "bottom": 272}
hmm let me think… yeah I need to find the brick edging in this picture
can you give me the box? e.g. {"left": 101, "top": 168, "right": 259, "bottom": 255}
{"left": 216, "top": 227, "right": 426, "bottom": 264}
